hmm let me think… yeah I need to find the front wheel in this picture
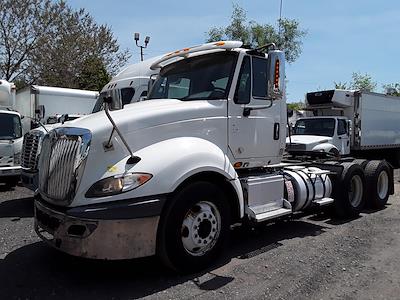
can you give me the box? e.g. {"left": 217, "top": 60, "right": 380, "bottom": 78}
{"left": 157, "top": 181, "right": 231, "bottom": 273}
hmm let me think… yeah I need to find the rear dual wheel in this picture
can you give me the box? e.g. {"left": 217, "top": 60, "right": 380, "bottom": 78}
{"left": 364, "top": 160, "right": 391, "bottom": 209}
{"left": 333, "top": 162, "right": 365, "bottom": 218}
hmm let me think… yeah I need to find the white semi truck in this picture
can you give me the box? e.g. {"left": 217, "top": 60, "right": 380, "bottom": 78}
{"left": 21, "top": 58, "right": 159, "bottom": 191}
{"left": 34, "top": 41, "right": 394, "bottom": 272}
{"left": 0, "top": 80, "right": 23, "bottom": 187}
{"left": 286, "top": 90, "right": 400, "bottom": 166}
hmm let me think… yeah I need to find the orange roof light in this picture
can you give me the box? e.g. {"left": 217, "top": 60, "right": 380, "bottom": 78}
{"left": 214, "top": 42, "right": 226, "bottom": 46}
{"left": 274, "top": 59, "right": 280, "bottom": 89}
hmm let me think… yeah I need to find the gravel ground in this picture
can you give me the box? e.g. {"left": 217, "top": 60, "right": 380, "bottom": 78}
{"left": 0, "top": 171, "right": 399, "bottom": 300}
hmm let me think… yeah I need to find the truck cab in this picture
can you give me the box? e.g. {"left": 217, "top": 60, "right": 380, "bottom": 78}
{"left": 287, "top": 116, "right": 351, "bottom": 156}
{"left": 0, "top": 110, "right": 23, "bottom": 187}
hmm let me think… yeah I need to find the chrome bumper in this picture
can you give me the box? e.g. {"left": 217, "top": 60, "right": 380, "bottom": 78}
{"left": 34, "top": 200, "right": 160, "bottom": 259}
{"left": 0, "top": 166, "right": 21, "bottom": 178}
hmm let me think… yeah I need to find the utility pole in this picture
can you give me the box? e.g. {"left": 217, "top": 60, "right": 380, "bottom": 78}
{"left": 278, "top": 0, "right": 283, "bottom": 36}
{"left": 134, "top": 32, "right": 150, "bottom": 61}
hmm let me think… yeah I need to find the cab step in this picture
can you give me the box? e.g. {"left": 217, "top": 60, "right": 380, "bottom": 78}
{"left": 247, "top": 206, "right": 292, "bottom": 223}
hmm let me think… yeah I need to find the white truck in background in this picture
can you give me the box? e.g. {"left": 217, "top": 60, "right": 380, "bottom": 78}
{"left": 16, "top": 85, "right": 99, "bottom": 132}
{"left": 33, "top": 41, "right": 394, "bottom": 272}
{"left": 0, "top": 80, "right": 23, "bottom": 187}
{"left": 286, "top": 89, "right": 400, "bottom": 166}
{"left": 22, "top": 58, "right": 159, "bottom": 191}
{"left": 92, "top": 57, "right": 160, "bottom": 112}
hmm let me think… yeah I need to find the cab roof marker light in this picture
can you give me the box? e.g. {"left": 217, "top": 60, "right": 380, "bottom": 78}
{"left": 150, "top": 40, "right": 243, "bottom": 70}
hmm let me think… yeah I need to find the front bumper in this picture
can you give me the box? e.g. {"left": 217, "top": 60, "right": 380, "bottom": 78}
{"left": 0, "top": 166, "right": 21, "bottom": 178}
{"left": 34, "top": 196, "right": 166, "bottom": 260}
{"left": 21, "top": 170, "right": 39, "bottom": 191}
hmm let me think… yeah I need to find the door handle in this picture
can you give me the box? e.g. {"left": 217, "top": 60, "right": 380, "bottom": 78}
{"left": 274, "top": 123, "right": 280, "bottom": 140}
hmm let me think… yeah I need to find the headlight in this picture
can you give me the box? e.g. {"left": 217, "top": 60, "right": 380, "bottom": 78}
{"left": 13, "top": 152, "right": 21, "bottom": 165}
{"left": 85, "top": 173, "right": 152, "bottom": 198}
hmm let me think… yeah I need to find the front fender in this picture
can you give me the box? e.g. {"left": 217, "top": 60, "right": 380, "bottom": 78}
{"left": 132, "top": 137, "right": 237, "bottom": 192}
{"left": 75, "top": 137, "right": 244, "bottom": 216}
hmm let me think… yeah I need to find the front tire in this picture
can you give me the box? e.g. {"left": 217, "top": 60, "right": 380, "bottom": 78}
{"left": 157, "top": 181, "right": 231, "bottom": 273}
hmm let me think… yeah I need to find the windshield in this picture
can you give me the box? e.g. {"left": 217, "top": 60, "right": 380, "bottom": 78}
{"left": 0, "top": 113, "right": 22, "bottom": 139}
{"left": 293, "top": 118, "right": 335, "bottom": 137}
{"left": 148, "top": 52, "right": 237, "bottom": 101}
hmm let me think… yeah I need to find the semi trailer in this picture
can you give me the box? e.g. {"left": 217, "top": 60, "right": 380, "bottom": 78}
{"left": 34, "top": 41, "right": 394, "bottom": 272}
{"left": 286, "top": 90, "right": 400, "bottom": 166}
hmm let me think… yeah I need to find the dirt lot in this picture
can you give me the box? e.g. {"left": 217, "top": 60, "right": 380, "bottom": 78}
{"left": 0, "top": 172, "right": 399, "bottom": 300}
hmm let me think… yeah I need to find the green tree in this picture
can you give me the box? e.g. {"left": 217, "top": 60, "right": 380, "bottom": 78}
{"left": 350, "top": 72, "right": 376, "bottom": 92}
{"left": 287, "top": 102, "right": 304, "bottom": 111}
{"left": 0, "top": 0, "right": 130, "bottom": 90}
{"left": 334, "top": 81, "right": 348, "bottom": 89}
{"left": 383, "top": 83, "right": 400, "bottom": 96}
{"left": 334, "top": 72, "right": 377, "bottom": 92}
{"left": 206, "top": 4, "right": 307, "bottom": 63}
{"left": 75, "top": 56, "right": 111, "bottom": 91}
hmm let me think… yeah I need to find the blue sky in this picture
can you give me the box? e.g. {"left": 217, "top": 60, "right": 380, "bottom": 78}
{"left": 68, "top": 0, "right": 400, "bottom": 102}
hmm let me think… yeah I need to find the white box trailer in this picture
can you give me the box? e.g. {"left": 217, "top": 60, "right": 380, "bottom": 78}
{"left": 15, "top": 85, "right": 99, "bottom": 132}
{"left": 287, "top": 89, "right": 400, "bottom": 165}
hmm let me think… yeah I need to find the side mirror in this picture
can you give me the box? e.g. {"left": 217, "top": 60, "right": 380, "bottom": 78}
{"left": 147, "top": 74, "right": 158, "bottom": 96}
{"left": 59, "top": 114, "right": 68, "bottom": 124}
{"left": 35, "top": 105, "right": 45, "bottom": 120}
{"left": 347, "top": 120, "right": 351, "bottom": 136}
{"left": 267, "top": 50, "right": 285, "bottom": 100}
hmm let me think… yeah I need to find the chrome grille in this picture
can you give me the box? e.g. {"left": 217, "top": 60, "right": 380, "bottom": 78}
{"left": 21, "top": 131, "right": 44, "bottom": 171}
{"left": 286, "top": 143, "right": 306, "bottom": 151}
{"left": 39, "top": 128, "right": 91, "bottom": 205}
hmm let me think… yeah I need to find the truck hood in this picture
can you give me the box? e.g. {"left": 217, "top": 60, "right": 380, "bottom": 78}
{"left": 286, "top": 135, "right": 332, "bottom": 145}
{"left": 44, "top": 98, "right": 228, "bottom": 207}
{"left": 67, "top": 99, "right": 224, "bottom": 136}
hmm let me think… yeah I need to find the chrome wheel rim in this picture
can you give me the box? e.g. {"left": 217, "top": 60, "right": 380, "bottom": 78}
{"left": 181, "top": 201, "right": 221, "bottom": 257}
{"left": 349, "top": 175, "right": 363, "bottom": 207}
{"left": 377, "top": 170, "right": 389, "bottom": 200}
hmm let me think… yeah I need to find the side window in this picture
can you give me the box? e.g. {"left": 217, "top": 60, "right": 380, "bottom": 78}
{"left": 234, "top": 56, "right": 251, "bottom": 104}
{"left": 168, "top": 77, "right": 190, "bottom": 99}
{"left": 337, "top": 119, "right": 347, "bottom": 135}
{"left": 140, "top": 90, "right": 147, "bottom": 99}
{"left": 121, "top": 87, "right": 135, "bottom": 107}
{"left": 252, "top": 57, "right": 268, "bottom": 99}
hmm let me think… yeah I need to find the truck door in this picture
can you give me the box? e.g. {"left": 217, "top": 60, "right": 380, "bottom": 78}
{"left": 337, "top": 118, "right": 350, "bottom": 155}
{"left": 228, "top": 55, "right": 282, "bottom": 163}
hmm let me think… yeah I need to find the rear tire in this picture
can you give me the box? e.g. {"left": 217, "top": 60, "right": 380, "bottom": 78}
{"left": 352, "top": 159, "right": 369, "bottom": 169}
{"left": 364, "top": 160, "right": 391, "bottom": 209}
{"left": 333, "top": 162, "right": 365, "bottom": 218}
{"left": 157, "top": 181, "right": 231, "bottom": 273}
